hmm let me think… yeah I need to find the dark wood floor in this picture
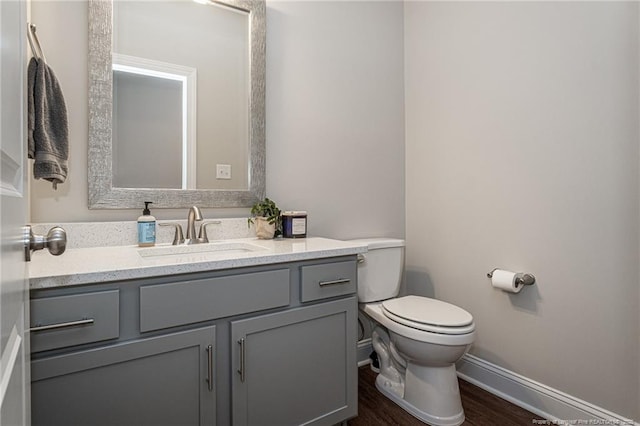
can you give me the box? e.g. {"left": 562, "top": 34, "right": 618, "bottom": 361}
{"left": 348, "top": 365, "right": 538, "bottom": 426}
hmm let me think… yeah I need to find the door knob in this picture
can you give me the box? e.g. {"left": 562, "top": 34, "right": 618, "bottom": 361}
{"left": 24, "top": 225, "right": 67, "bottom": 261}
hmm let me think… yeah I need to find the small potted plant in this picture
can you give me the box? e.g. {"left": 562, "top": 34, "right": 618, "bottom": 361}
{"left": 248, "top": 197, "right": 281, "bottom": 239}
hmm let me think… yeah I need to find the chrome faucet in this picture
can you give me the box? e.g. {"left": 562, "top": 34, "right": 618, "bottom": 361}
{"left": 160, "top": 206, "right": 221, "bottom": 245}
{"left": 186, "top": 206, "right": 203, "bottom": 244}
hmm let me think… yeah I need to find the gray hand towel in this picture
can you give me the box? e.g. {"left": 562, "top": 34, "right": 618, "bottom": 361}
{"left": 27, "top": 57, "right": 69, "bottom": 190}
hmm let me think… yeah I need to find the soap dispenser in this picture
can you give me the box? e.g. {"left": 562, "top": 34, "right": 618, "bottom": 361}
{"left": 138, "top": 201, "right": 156, "bottom": 247}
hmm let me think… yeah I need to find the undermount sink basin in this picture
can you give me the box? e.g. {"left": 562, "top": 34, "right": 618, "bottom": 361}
{"left": 138, "top": 241, "right": 267, "bottom": 258}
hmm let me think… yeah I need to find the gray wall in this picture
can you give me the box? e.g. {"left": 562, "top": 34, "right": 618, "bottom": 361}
{"left": 265, "top": 1, "right": 405, "bottom": 240}
{"left": 29, "top": 0, "right": 406, "bottom": 241}
{"left": 404, "top": 1, "right": 639, "bottom": 419}
{"left": 113, "top": 72, "right": 183, "bottom": 189}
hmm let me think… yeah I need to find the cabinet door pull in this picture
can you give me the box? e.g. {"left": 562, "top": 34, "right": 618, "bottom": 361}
{"left": 206, "top": 345, "right": 214, "bottom": 391}
{"left": 318, "top": 278, "right": 350, "bottom": 287}
{"left": 29, "top": 318, "right": 95, "bottom": 332}
{"left": 237, "top": 338, "right": 246, "bottom": 383}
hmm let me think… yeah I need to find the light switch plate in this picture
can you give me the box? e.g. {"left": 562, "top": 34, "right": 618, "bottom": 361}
{"left": 216, "top": 164, "right": 232, "bottom": 179}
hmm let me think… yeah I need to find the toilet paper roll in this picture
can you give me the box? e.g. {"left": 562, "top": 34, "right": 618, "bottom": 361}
{"left": 491, "top": 269, "right": 522, "bottom": 293}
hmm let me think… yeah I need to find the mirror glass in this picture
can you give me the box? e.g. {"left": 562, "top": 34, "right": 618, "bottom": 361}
{"left": 88, "top": 0, "right": 265, "bottom": 209}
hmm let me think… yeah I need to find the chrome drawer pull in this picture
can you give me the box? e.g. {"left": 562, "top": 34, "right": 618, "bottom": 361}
{"left": 206, "top": 345, "right": 214, "bottom": 391}
{"left": 237, "top": 338, "right": 246, "bottom": 383}
{"left": 30, "top": 318, "right": 95, "bottom": 332}
{"left": 318, "top": 278, "right": 351, "bottom": 287}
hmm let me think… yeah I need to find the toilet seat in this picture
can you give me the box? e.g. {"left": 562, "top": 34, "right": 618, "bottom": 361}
{"left": 382, "top": 296, "right": 475, "bottom": 335}
{"left": 362, "top": 302, "right": 475, "bottom": 346}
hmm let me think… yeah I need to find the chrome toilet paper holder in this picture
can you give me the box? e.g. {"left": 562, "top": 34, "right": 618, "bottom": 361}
{"left": 487, "top": 268, "right": 536, "bottom": 286}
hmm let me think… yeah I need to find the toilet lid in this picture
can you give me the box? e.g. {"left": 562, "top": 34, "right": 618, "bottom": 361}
{"left": 382, "top": 295, "right": 473, "bottom": 331}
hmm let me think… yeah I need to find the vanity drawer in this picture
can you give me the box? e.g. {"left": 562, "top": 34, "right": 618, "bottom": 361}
{"left": 30, "top": 290, "right": 120, "bottom": 353}
{"left": 300, "top": 260, "right": 357, "bottom": 302}
{"left": 140, "top": 269, "right": 290, "bottom": 332}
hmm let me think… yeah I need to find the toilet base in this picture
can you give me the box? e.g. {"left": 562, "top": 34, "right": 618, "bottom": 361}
{"left": 374, "top": 373, "right": 465, "bottom": 426}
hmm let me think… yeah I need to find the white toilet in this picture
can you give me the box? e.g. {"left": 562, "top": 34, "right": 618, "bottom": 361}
{"left": 353, "top": 238, "right": 475, "bottom": 426}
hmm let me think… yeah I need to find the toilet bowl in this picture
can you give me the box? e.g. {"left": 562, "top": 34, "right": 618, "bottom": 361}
{"left": 352, "top": 238, "right": 475, "bottom": 426}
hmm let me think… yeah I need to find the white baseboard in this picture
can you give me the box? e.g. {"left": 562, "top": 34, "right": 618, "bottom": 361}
{"left": 456, "top": 353, "right": 638, "bottom": 426}
{"left": 357, "top": 338, "right": 373, "bottom": 367}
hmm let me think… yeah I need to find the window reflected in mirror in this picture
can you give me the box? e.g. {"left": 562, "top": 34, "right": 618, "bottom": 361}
{"left": 112, "top": 59, "right": 191, "bottom": 189}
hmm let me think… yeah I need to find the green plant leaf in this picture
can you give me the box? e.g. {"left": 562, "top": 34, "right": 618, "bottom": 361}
{"left": 249, "top": 197, "right": 282, "bottom": 233}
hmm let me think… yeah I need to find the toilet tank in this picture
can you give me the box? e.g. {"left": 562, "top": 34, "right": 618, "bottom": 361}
{"left": 350, "top": 238, "right": 405, "bottom": 303}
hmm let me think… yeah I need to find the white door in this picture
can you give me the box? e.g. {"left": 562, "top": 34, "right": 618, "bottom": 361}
{"left": 0, "top": 0, "right": 30, "bottom": 425}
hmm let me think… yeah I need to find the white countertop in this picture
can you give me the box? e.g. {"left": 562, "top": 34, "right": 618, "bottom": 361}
{"left": 29, "top": 237, "right": 368, "bottom": 289}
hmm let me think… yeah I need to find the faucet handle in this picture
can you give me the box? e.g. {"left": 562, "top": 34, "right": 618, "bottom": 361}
{"left": 160, "top": 223, "right": 185, "bottom": 245}
{"left": 198, "top": 221, "right": 222, "bottom": 243}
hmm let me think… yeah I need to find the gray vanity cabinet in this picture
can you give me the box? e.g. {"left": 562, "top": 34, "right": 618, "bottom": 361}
{"left": 231, "top": 297, "right": 357, "bottom": 426}
{"left": 31, "top": 325, "right": 216, "bottom": 426}
{"left": 30, "top": 256, "right": 358, "bottom": 426}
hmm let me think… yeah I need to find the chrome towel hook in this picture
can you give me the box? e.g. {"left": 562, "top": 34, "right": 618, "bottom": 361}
{"left": 26, "top": 23, "right": 47, "bottom": 63}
